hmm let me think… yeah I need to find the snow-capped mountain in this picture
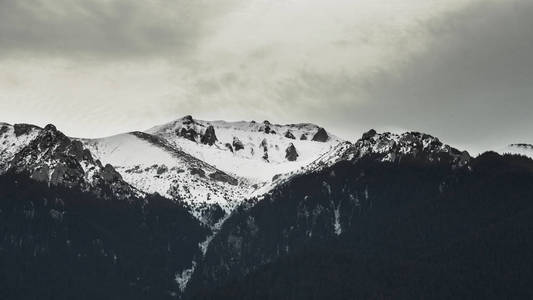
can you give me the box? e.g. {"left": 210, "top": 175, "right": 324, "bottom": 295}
{"left": 2, "top": 117, "right": 475, "bottom": 225}
{"left": 146, "top": 116, "right": 343, "bottom": 183}
{"left": 0, "top": 123, "right": 135, "bottom": 200}
{"left": 262, "top": 129, "right": 472, "bottom": 196}
{"left": 3, "top": 117, "right": 344, "bottom": 226}
{"left": 4, "top": 117, "right": 533, "bottom": 300}
{"left": 80, "top": 115, "right": 344, "bottom": 225}
{"left": 81, "top": 130, "right": 250, "bottom": 224}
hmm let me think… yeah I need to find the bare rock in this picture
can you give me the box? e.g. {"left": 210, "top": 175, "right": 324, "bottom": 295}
{"left": 285, "top": 143, "right": 299, "bottom": 161}
{"left": 285, "top": 130, "right": 296, "bottom": 139}
{"left": 312, "top": 127, "right": 329, "bottom": 142}
{"left": 201, "top": 125, "right": 218, "bottom": 146}
{"left": 233, "top": 137, "right": 244, "bottom": 151}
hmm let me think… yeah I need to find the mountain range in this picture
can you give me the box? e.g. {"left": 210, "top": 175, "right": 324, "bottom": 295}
{"left": 1, "top": 116, "right": 533, "bottom": 299}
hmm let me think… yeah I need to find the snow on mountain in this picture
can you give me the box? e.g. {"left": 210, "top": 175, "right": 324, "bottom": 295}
{"left": 81, "top": 130, "right": 252, "bottom": 225}
{"left": 341, "top": 129, "right": 471, "bottom": 167}
{"left": 1, "top": 123, "right": 135, "bottom": 199}
{"left": 146, "top": 116, "right": 343, "bottom": 183}
{"left": 0, "top": 123, "right": 41, "bottom": 172}
{"left": 259, "top": 129, "right": 472, "bottom": 198}
{"left": 497, "top": 143, "right": 533, "bottom": 158}
{"left": 78, "top": 115, "right": 344, "bottom": 225}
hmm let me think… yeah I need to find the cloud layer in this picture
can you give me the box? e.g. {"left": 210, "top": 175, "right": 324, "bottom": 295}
{"left": 0, "top": 0, "right": 531, "bottom": 153}
{"left": 0, "top": 0, "right": 238, "bottom": 59}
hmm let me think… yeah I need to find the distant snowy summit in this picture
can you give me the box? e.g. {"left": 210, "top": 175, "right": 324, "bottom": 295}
{"left": 498, "top": 143, "right": 533, "bottom": 158}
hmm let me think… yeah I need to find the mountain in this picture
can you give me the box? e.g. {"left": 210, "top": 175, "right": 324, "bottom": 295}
{"left": 186, "top": 151, "right": 533, "bottom": 299}
{"left": 1, "top": 123, "right": 136, "bottom": 200}
{"left": 145, "top": 116, "right": 343, "bottom": 183}
{"left": 81, "top": 116, "right": 343, "bottom": 225}
{"left": 2, "top": 117, "right": 533, "bottom": 299}
{"left": 0, "top": 173, "right": 208, "bottom": 300}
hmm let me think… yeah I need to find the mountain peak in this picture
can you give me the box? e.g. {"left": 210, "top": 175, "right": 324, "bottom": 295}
{"left": 345, "top": 130, "right": 471, "bottom": 167}
{"left": 5, "top": 124, "right": 135, "bottom": 199}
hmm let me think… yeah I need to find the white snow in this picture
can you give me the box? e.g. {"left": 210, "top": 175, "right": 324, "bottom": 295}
{"left": 146, "top": 118, "right": 344, "bottom": 183}
{"left": 0, "top": 124, "right": 40, "bottom": 173}
{"left": 79, "top": 117, "right": 346, "bottom": 224}
{"left": 83, "top": 133, "right": 178, "bottom": 167}
{"left": 81, "top": 131, "right": 256, "bottom": 225}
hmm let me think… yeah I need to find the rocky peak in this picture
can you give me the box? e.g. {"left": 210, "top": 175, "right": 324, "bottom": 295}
{"left": 312, "top": 127, "right": 329, "bottom": 142}
{"left": 361, "top": 129, "right": 377, "bottom": 140}
{"left": 285, "top": 143, "right": 299, "bottom": 161}
{"left": 14, "top": 123, "right": 41, "bottom": 137}
{"left": 285, "top": 130, "right": 296, "bottom": 139}
{"left": 8, "top": 124, "right": 134, "bottom": 199}
{"left": 182, "top": 115, "right": 195, "bottom": 125}
{"left": 345, "top": 130, "right": 471, "bottom": 168}
{"left": 232, "top": 137, "right": 244, "bottom": 151}
{"left": 201, "top": 125, "right": 218, "bottom": 146}
{"left": 260, "top": 138, "right": 269, "bottom": 161}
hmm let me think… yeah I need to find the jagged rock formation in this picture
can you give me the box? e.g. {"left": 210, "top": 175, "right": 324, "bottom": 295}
{"left": 312, "top": 127, "right": 329, "bottom": 142}
{"left": 285, "top": 143, "right": 299, "bottom": 161}
{"left": 285, "top": 130, "right": 296, "bottom": 139}
{"left": 260, "top": 138, "right": 269, "bottom": 162}
{"left": 3, "top": 124, "right": 135, "bottom": 200}
{"left": 178, "top": 127, "right": 199, "bottom": 142}
{"left": 201, "top": 126, "right": 218, "bottom": 146}
{"left": 232, "top": 137, "right": 244, "bottom": 152}
{"left": 343, "top": 130, "right": 471, "bottom": 168}
{"left": 225, "top": 143, "right": 234, "bottom": 152}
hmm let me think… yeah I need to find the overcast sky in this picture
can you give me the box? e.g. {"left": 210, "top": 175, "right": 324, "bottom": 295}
{"left": 0, "top": 0, "right": 532, "bottom": 154}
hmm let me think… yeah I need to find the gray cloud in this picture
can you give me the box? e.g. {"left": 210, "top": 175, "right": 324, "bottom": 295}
{"left": 337, "top": 0, "right": 533, "bottom": 152}
{"left": 0, "top": 0, "right": 238, "bottom": 60}
{"left": 1, "top": 0, "right": 531, "bottom": 154}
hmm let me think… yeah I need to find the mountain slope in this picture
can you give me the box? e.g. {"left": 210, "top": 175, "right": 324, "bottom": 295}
{"left": 81, "top": 131, "right": 250, "bottom": 225}
{"left": 186, "top": 152, "right": 533, "bottom": 299}
{"left": 0, "top": 173, "right": 209, "bottom": 300}
{"left": 81, "top": 116, "right": 344, "bottom": 224}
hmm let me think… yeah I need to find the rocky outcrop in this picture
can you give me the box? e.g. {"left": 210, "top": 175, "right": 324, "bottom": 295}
{"left": 178, "top": 127, "right": 198, "bottom": 142}
{"left": 190, "top": 168, "right": 206, "bottom": 177}
{"left": 259, "top": 120, "right": 272, "bottom": 134}
{"left": 361, "top": 129, "right": 377, "bottom": 140}
{"left": 182, "top": 115, "right": 195, "bottom": 125}
{"left": 312, "top": 127, "right": 329, "bottom": 142}
{"left": 344, "top": 130, "right": 472, "bottom": 168}
{"left": 232, "top": 137, "right": 244, "bottom": 151}
{"left": 13, "top": 124, "right": 41, "bottom": 137}
{"left": 285, "top": 143, "right": 299, "bottom": 161}
{"left": 201, "top": 125, "right": 218, "bottom": 146}
{"left": 8, "top": 124, "right": 134, "bottom": 199}
{"left": 225, "top": 143, "right": 234, "bottom": 153}
{"left": 285, "top": 130, "right": 296, "bottom": 139}
{"left": 209, "top": 170, "right": 238, "bottom": 186}
{"left": 260, "top": 138, "right": 269, "bottom": 162}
